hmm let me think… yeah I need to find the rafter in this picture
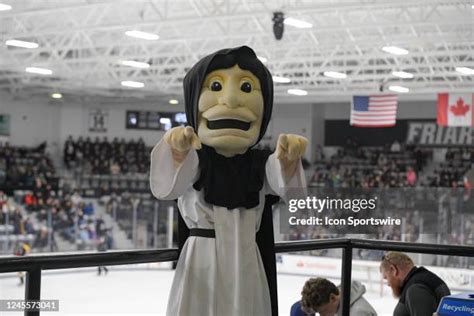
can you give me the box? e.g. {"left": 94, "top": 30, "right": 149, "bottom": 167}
{"left": 0, "top": 0, "right": 471, "bottom": 100}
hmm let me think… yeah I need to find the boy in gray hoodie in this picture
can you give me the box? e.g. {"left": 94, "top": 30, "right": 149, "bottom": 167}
{"left": 296, "top": 277, "right": 377, "bottom": 316}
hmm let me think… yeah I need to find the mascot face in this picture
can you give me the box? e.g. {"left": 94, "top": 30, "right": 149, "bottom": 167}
{"left": 197, "top": 64, "right": 264, "bottom": 157}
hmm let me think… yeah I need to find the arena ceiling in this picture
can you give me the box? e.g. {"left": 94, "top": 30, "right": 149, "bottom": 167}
{"left": 0, "top": 0, "right": 472, "bottom": 103}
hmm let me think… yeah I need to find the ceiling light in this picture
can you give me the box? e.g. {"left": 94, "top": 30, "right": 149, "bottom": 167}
{"left": 273, "top": 76, "right": 291, "bottom": 83}
{"left": 169, "top": 99, "right": 179, "bottom": 105}
{"left": 25, "top": 67, "right": 52, "bottom": 75}
{"left": 121, "top": 60, "right": 150, "bottom": 69}
{"left": 284, "top": 17, "right": 313, "bottom": 29}
{"left": 51, "top": 93, "right": 63, "bottom": 99}
{"left": 125, "top": 30, "right": 159, "bottom": 40}
{"left": 388, "top": 85, "right": 409, "bottom": 93}
{"left": 455, "top": 67, "right": 474, "bottom": 75}
{"left": 287, "top": 89, "right": 308, "bottom": 96}
{"left": 382, "top": 46, "right": 409, "bottom": 55}
{"left": 0, "top": 3, "right": 12, "bottom": 11}
{"left": 121, "top": 80, "right": 144, "bottom": 88}
{"left": 323, "top": 71, "right": 347, "bottom": 79}
{"left": 392, "top": 71, "right": 414, "bottom": 79}
{"left": 257, "top": 56, "right": 268, "bottom": 63}
{"left": 6, "top": 39, "right": 39, "bottom": 49}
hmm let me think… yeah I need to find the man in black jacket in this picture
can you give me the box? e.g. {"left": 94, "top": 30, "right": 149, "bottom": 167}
{"left": 380, "top": 251, "right": 450, "bottom": 316}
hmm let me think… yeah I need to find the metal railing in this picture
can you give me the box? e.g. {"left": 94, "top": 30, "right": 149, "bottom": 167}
{"left": 1, "top": 238, "right": 473, "bottom": 316}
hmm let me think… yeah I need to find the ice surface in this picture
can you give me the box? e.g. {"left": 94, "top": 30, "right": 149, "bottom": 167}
{"left": 0, "top": 268, "right": 407, "bottom": 316}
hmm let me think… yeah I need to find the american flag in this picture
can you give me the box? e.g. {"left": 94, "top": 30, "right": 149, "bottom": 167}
{"left": 350, "top": 94, "right": 398, "bottom": 127}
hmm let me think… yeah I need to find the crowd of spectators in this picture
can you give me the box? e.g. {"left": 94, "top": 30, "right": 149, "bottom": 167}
{"left": 0, "top": 142, "right": 56, "bottom": 192}
{"left": 0, "top": 141, "right": 58, "bottom": 251}
{"left": 2, "top": 136, "right": 470, "bottom": 259}
{"left": 23, "top": 187, "right": 113, "bottom": 251}
{"left": 428, "top": 148, "right": 474, "bottom": 187}
{"left": 99, "top": 191, "right": 168, "bottom": 248}
{"left": 286, "top": 140, "right": 473, "bottom": 268}
{"left": 0, "top": 190, "right": 36, "bottom": 255}
{"left": 310, "top": 141, "right": 429, "bottom": 188}
{"left": 64, "top": 136, "right": 149, "bottom": 175}
{"left": 0, "top": 190, "right": 34, "bottom": 235}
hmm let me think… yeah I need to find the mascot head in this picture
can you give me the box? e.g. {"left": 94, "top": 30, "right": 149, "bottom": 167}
{"left": 183, "top": 46, "right": 273, "bottom": 157}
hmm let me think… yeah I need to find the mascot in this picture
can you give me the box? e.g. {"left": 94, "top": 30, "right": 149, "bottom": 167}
{"left": 150, "top": 46, "right": 307, "bottom": 316}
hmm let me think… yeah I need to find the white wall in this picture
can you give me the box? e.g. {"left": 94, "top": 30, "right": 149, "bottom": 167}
{"left": 57, "top": 99, "right": 184, "bottom": 148}
{"left": 0, "top": 93, "right": 186, "bottom": 161}
{"left": 267, "top": 103, "right": 314, "bottom": 160}
{"left": 0, "top": 92, "right": 59, "bottom": 148}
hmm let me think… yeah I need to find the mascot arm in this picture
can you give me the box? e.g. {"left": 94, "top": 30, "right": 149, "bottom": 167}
{"left": 265, "top": 134, "right": 308, "bottom": 202}
{"left": 150, "top": 127, "right": 200, "bottom": 200}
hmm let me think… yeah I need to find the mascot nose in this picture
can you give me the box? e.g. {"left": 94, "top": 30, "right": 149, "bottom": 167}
{"left": 218, "top": 92, "right": 240, "bottom": 109}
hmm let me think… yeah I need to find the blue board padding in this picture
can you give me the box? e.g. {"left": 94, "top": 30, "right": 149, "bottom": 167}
{"left": 437, "top": 293, "right": 474, "bottom": 316}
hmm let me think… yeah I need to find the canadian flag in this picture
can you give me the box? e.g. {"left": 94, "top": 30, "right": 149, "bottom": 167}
{"left": 437, "top": 93, "right": 474, "bottom": 127}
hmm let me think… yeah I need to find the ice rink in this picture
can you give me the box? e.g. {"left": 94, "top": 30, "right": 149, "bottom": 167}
{"left": 0, "top": 268, "right": 400, "bottom": 315}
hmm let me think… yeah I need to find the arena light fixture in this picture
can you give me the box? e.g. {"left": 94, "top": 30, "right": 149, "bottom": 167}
{"left": 160, "top": 117, "right": 172, "bottom": 130}
{"left": 284, "top": 17, "right": 313, "bottom": 29}
{"left": 382, "top": 46, "right": 409, "bottom": 55}
{"left": 169, "top": 99, "right": 179, "bottom": 105}
{"left": 6, "top": 39, "right": 39, "bottom": 49}
{"left": 257, "top": 56, "right": 267, "bottom": 63}
{"left": 388, "top": 85, "right": 409, "bottom": 93}
{"left": 272, "top": 12, "right": 285, "bottom": 40}
{"left": 392, "top": 71, "right": 414, "bottom": 79}
{"left": 455, "top": 67, "right": 474, "bottom": 75}
{"left": 25, "top": 67, "right": 52, "bottom": 75}
{"left": 323, "top": 71, "right": 347, "bottom": 79}
{"left": 121, "top": 80, "right": 145, "bottom": 88}
{"left": 51, "top": 93, "right": 63, "bottom": 99}
{"left": 125, "top": 30, "right": 159, "bottom": 40}
{"left": 121, "top": 60, "right": 150, "bottom": 69}
{"left": 0, "top": 3, "right": 12, "bottom": 11}
{"left": 272, "top": 76, "right": 291, "bottom": 83}
{"left": 287, "top": 88, "right": 308, "bottom": 96}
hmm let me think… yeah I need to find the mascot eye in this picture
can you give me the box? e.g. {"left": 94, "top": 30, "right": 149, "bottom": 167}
{"left": 240, "top": 82, "right": 252, "bottom": 93}
{"left": 210, "top": 81, "right": 222, "bottom": 91}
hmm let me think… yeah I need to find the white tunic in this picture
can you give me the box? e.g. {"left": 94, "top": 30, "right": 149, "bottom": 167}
{"left": 150, "top": 139, "right": 306, "bottom": 316}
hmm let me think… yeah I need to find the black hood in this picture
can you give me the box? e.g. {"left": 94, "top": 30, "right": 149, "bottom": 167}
{"left": 183, "top": 45, "right": 273, "bottom": 144}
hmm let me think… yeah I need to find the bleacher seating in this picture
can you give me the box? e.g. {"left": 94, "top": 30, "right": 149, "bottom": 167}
{"left": 309, "top": 145, "right": 431, "bottom": 188}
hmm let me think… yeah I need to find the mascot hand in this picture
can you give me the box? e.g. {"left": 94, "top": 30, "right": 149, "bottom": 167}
{"left": 276, "top": 134, "right": 308, "bottom": 179}
{"left": 164, "top": 126, "right": 201, "bottom": 166}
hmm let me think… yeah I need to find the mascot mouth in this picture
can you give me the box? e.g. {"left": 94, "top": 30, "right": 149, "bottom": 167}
{"left": 207, "top": 119, "right": 251, "bottom": 131}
